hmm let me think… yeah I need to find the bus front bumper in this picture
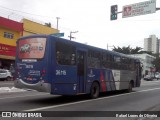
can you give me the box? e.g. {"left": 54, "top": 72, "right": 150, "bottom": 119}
{"left": 14, "top": 79, "right": 51, "bottom": 93}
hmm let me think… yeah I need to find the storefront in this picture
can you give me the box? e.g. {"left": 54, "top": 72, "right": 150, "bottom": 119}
{"left": 0, "top": 43, "right": 16, "bottom": 69}
{"left": 0, "top": 17, "right": 59, "bottom": 70}
{"left": 0, "top": 17, "right": 23, "bottom": 70}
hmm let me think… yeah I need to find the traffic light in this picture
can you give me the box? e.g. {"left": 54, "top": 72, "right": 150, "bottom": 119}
{"left": 110, "top": 5, "right": 118, "bottom": 20}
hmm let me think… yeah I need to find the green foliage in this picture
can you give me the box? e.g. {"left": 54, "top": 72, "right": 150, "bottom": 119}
{"left": 112, "top": 46, "right": 143, "bottom": 54}
{"left": 152, "top": 57, "right": 160, "bottom": 72}
{"left": 45, "top": 22, "right": 51, "bottom": 27}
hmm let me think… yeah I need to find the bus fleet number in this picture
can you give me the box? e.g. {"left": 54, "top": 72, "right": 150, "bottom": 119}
{"left": 56, "top": 70, "right": 67, "bottom": 76}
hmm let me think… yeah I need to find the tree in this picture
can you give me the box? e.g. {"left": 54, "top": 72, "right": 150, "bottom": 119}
{"left": 152, "top": 57, "right": 160, "bottom": 72}
{"left": 112, "top": 46, "right": 143, "bottom": 54}
{"left": 45, "top": 22, "right": 51, "bottom": 27}
{"left": 130, "top": 47, "right": 143, "bottom": 54}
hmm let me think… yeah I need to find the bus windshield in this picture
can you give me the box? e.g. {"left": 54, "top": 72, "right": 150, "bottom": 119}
{"left": 18, "top": 37, "right": 46, "bottom": 59}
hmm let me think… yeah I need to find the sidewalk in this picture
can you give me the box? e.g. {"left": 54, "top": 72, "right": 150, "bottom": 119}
{"left": 0, "top": 87, "right": 26, "bottom": 93}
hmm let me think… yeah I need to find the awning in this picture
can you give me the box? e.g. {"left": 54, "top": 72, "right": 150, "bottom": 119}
{"left": 0, "top": 55, "right": 15, "bottom": 60}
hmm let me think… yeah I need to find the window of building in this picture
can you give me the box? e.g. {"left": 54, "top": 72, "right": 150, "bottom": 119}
{"left": 4, "top": 32, "right": 14, "bottom": 39}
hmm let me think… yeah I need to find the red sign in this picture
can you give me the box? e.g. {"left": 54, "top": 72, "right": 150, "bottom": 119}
{"left": 123, "top": 6, "right": 132, "bottom": 17}
{"left": 0, "top": 43, "right": 16, "bottom": 56}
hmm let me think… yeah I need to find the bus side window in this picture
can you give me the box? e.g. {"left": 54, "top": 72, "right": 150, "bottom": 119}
{"left": 56, "top": 42, "right": 76, "bottom": 65}
{"left": 71, "top": 53, "right": 76, "bottom": 65}
{"left": 56, "top": 51, "right": 61, "bottom": 64}
{"left": 113, "top": 56, "right": 121, "bottom": 70}
{"left": 88, "top": 50, "right": 101, "bottom": 68}
{"left": 101, "top": 52, "right": 106, "bottom": 68}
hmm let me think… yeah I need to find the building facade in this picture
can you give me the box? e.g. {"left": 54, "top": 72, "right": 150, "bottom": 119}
{"left": 0, "top": 17, "right": 59, "bottom": 69}
{"left": 144, "top": 35, "right": 159, "bottom": 54}
{"left": 22, "top": 19, "right": 59, "bottom": 36}
{"left": 0, "top": 17, "right": 23, "bottom": 69}
{"left": 130, "top": 54, "right": 155, "bottom": 76}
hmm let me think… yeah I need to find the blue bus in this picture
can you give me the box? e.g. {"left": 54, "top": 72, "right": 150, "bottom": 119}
{"left": 14, "top": 34, "right": 141, "bottom": 98}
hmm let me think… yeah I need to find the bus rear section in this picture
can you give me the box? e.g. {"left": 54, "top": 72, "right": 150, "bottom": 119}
{"left": 14, "top": 36, "right": 51, "bottom": 93}
{"left": 14, "top": 35, "right": 142, "bottom": 98}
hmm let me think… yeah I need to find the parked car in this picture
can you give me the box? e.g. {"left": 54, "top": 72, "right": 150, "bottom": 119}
{"left": 155, "top": 72, "right": 160, "bottom": 80}
{"left": 143, "top": 74, "right": 154, "bottom": 81}
{"left": 0, "top": 69, "right": 13, "bottom": 81}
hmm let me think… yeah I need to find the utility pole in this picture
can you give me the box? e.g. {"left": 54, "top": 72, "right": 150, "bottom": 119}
{"left": 8, "top": 13, "right": 13, "bottom": 19}
{"left": 56, "top": 17, "right": 60, "bottom": 30}
{"left": 69, "top": 31, "right": 78, "bottom": 40}
{"left": 107, "top": 44, "right": 114, "bottom": 50}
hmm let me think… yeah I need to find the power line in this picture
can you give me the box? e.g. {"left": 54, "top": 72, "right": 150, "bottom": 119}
{"left": 0, "top": 7, "right": 54, "bottom": 25}
{"left": 0, "top": 5, "right": 55, "bottom": 19}
{"left": 0, "top": 5, "right": 71, "bottom": 29}
{"left": 0, "top": 5, "right": 78, "bottom": 36}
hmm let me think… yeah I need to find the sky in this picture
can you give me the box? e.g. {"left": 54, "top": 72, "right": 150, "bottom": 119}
{"left": 0, "top": 0, "right": 160, "bottom": 50}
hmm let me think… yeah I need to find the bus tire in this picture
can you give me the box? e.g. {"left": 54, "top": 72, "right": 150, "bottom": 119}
{"left": 90, "top": 82, "right": 100, "bottom": 99}
{"left": 126, "top": 81, "right": 133, "bottom": 93}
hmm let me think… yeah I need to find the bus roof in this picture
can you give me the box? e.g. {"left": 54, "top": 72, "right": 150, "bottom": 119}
{"left": 17, "top": 34, "right": 140, "bottom": 62}
{"left": 49, "top": 35, "right": 139, "bottom": 61}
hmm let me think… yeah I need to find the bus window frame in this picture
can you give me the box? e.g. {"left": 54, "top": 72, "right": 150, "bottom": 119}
{"left": 55, "top": 41, "right": 76, "bottom": 66}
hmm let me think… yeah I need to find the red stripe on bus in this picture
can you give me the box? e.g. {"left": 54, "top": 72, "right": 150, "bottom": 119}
{"left": 100, "top": 71, "right": 107, "bottom": 92}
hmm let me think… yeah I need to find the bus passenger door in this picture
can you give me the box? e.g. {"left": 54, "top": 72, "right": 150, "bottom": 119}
{"left": 77, "top": 51, "right": 86, "bottom": 93}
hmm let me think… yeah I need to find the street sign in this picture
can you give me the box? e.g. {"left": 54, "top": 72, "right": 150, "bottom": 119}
{"left": 122, "top": 0, "right": 156, "bottom": 18}
{"left": 50, "top": 33, "right": 64, "bottom": 37}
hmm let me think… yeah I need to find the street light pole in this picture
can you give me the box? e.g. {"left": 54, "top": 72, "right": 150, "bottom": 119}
{"left": 69, "top": 31, "right": 78, "bottom": 40}
{"left": 8, "top": 13, "right": 14, "bottom": 19}
{"left": 56, "top": 17, "right": 60, "bottom": 30}
{"left": 69, "top": 32, "right": 75, "bottom": 40}
{"left": 107, "top": 44, "right": 114, "bottom": 50}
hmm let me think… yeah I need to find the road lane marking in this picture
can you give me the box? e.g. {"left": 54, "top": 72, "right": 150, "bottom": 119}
{"left": 23, "top": 87, "right": 160, "bottom": 111}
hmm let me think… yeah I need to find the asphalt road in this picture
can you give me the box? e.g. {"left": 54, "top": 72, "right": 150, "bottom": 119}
{"left": 0, "top": 81, "right": 14, "bottom": 87}
{"left": 0, "top": 79, "right": 160, "bottom": 120}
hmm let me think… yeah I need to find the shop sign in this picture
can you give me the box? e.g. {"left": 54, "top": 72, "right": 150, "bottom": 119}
{"left": 0, "top": 43, "right": 16, "bottom": 56}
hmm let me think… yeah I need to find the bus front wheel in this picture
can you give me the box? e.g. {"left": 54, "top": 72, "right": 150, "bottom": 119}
{"left": 90, "top": 82, "right": 100, "bottom": 99}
